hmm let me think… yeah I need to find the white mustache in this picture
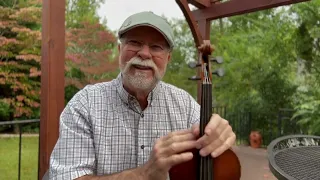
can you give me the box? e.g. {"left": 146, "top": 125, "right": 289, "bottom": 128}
{"left": 127, "top": 57, "right": 157, "bottom": 71}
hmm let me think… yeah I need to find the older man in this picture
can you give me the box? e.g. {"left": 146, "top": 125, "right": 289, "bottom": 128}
{"left": 49, "top": 11, "right": 236, "bottom": 180}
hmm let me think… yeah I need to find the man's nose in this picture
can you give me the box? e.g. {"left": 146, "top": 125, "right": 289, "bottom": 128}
{"left": 137, "top": 45, "right": 152, "bottom": 60}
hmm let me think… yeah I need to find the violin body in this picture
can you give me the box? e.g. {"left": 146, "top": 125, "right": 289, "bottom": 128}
{"left": 169, "top": 148, "right": 241, "bottom": 180}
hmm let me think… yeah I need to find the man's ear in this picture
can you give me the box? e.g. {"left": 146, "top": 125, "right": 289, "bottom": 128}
{"left": 118, "top": 44, "right": 121, "bottom": 52}
{"left": 167, "top": 53, "right": 172, "bottom": 62}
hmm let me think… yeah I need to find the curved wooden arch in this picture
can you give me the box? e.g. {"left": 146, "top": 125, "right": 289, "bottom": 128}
{"left": 38, "top": 0, "right": 310, "bottom": 179}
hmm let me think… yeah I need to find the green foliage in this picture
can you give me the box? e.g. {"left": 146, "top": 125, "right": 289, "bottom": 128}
{"left": 291, "top": 74, "right": 320, "bottom": 135}
{"left": 162, "top": 18, "right": 198, "bottom": 98}
{"left": 163, "top": 1, "right": 320, "bottom": 135}
{"left": 65, "top": 85, "right": 80, "bottom": 104}
{"left": 0, "top": 0, "right": 116, "bottom": 130}
{"left": 66, "top": 0, "right": 105, "bottom": 28}
{"left": 292, "top": 90, "right": 320, "bottom": 135}
{"left": 0, "top": 1, "right": 41, "bottom": 121}
{"left": 0, "top": 99, "right": 11, "bottom": 120}
{"left": 289, "top": 0, "right": 320, "bottom": 134}
{"left": 0, "top": 0, "right": 17, "bottom": 7}
{"left": 65, "top": 21, "right": 118, "bottom": 91}
{"left": 160, "top": 5, "right": 320, "bottom": 136}
{"left": 63, "top": 0, "right": 118, "bottom": 101}
{"left": 212, "top": 10, "right": 297, "bottom": 110}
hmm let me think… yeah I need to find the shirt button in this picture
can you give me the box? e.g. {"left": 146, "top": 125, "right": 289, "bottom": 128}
{"left": 141, "top": 113, "right": 144, "bottom": 118}
{"left": 141, "top": 145, "right": 145, "bottom": 149}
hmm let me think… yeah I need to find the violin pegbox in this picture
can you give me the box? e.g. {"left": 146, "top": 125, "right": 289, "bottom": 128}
{"left": 210, "top": 56, "right": 225, "bottom": 77}
{"left": 187, "top": 54, "right": 225, "bottom": 81}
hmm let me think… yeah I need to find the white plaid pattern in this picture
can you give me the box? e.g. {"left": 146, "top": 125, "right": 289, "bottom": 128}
{"left": 49, "top": 73, "right": 200, "bottom": 179}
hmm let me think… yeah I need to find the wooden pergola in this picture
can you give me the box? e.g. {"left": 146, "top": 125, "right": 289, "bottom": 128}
{"left": 38, "top": 0, "right": 310, "bottom": 178}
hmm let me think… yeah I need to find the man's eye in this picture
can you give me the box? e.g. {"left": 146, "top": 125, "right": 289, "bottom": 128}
{"left": 128, "top": 40, "right": 141, "bottom": 46}
{"left": 150, "top": 45, "right": 163, "bottom": 51}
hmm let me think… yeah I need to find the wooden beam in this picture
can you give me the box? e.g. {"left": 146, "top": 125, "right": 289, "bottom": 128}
{"left": 192, "top": 0, "right": 310, "bottom": 21}
{"left": 198, "top": 19, "right": 211, "bottom": 40}
{"left": 176, "top": 0, "right": 204, "bottom": 47}
{"left": 39, "top": 0, "right": 65, "bottom": 179}
{"left": 188, "top": 0, "right": 211, "bottom": 8}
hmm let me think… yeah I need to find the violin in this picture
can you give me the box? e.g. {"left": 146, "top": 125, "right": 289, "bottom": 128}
{"left": 168, "top": 40, "right": 241, "bottom": 180}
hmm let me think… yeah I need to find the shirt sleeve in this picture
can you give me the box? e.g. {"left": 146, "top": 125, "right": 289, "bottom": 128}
{"left": 187, "top": 94, "right": 201, "bottom": 127}
{"left": 49, "top": 86, "right": 96, "bottom": 180}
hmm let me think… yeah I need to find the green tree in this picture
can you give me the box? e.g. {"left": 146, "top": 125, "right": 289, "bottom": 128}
{"left": 290, "top": 0, "right": 320, "bottom": 135}
{"left": 66, "top": 0, "right": 105, "bottom": 28}
{"left": 64, "top": 21, "right": 119, "bottom": 102}
{"left": 162, "top": 18, "right": 198, "bottom": 98}
{"left": 0, "top": 0, "right": 42, "bottom": 121}
{"left": 64, "top": 0, "right": 119, "bottom": 102}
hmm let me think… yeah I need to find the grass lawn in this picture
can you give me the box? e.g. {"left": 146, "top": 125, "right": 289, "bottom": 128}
{"left": 0, "top": 136, "right": 39, "bottom": 180}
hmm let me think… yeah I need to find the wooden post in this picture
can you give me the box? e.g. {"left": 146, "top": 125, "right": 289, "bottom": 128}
{"left": 39, "top": 0, "right": 66, "bottom": 179}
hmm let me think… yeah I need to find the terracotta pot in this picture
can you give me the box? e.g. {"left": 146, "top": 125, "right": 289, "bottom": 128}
{"left": 249, "top": 131, "right": 262, "bottom": 148}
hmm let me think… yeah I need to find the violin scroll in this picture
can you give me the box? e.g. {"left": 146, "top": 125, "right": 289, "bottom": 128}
{"left": 198, "top": 40, "right": 214, "bottom": 55}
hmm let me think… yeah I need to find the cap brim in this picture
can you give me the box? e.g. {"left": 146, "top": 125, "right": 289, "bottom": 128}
{"left": 119, "top": 23, "right": 173, "bottom": 49}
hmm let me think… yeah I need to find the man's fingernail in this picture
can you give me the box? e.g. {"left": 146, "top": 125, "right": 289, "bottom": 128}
{"left": 211, "top": 152, "right": 217, "bottom": 158}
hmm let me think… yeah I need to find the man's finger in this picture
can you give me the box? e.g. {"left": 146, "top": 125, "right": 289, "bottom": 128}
{"left": 204, "top": 114, "right": 222, "bottom": 136}
{"left": 165, "top": 152, "right": 194, "bottom": 168}
{"left": 196, "top": 115, "right": 225, "bottom": 148}
{"left": 198, "top": 126, "right": 233, "bottom": 156}
{"left": 163, "top": 140, "right": 197, "bottom": 155}
{"left": 211, "top": 133, "right": 236, "bottom": 158}
{"left": 162, "top": 132, "right": 196, "bottom": 147}
{"left": 161, "top": 129, "right": 193, "bottom": 141}
{"left": 191, "top": 123, "right": 200, "bottom": 137}
{"left": 199, "top": 137, "right": 222, "bottom": 157}
{"left": 195, "top": 133, "right": 211, "bottom": 149}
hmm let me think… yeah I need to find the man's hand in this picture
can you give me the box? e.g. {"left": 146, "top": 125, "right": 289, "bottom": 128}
{"left": 192, "top": 114, "right": 236, "bottom": 158}
{"left": 142, "top": 129, "right": 198, "bottom": 180}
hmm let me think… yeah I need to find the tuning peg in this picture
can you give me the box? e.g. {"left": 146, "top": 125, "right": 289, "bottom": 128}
{"left": 188, "top": 76, "right": 201, "bottom": 81}
{"left": 188, "top": 61, "right": 201, "bottom": 68}
{"left": 211, "top": 56, "right": 223, "bottom": 64}
{"left": 212, "top": 68, "right": 225, "bottom": 77}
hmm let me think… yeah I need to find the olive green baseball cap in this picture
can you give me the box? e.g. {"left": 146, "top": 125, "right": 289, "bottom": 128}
{"left": 118, "top": 11, "right": 174, "bottom": 49}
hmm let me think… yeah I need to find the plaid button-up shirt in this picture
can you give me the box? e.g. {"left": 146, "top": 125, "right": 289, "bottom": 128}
{"left": 49, "top": 73, "right": 200, "bottom": 179}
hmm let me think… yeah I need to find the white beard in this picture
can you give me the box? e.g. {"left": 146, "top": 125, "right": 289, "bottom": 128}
{"left": 120, "top": 56, "right": 166, "bottom": 91}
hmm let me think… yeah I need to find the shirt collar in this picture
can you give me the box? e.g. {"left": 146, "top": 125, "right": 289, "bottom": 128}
{"left": 115, "top": 73, "right": 161, "bottom": 107}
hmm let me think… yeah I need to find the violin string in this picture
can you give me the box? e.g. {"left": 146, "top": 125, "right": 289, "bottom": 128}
{"left": 206, "top": 83, "right": 208, "bottom": 179}
{"left": 200, "top": 56, "right": 215, "bottom": 180}
{"left": 208, "top": 84, "right": 210, "bottom": 179}
{"left": 202, "top": 83, "right": 206, "bottom": 180}
{"left": 209, "top": 82, "right": 213, "bottom": 180}
{"left": 201, "top": 83, "right": 204, "bottom": 180}
{"left": 203, "top": 83, "right": 205, "bottom": 180}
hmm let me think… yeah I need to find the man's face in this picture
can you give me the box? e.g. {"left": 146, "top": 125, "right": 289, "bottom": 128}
{"left": 118, "top": 26, "right": 171, "bottom": 92}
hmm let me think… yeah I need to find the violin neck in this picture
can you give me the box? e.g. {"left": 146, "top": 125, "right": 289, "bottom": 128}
{"left": 197, "top": 82, "right": 213, "bottom": 180}
{"left": 199, "top": 53, "right": 213, "bottom": 138}
{"left": 200, "top": 83, "right": 212, "bottom": 137}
